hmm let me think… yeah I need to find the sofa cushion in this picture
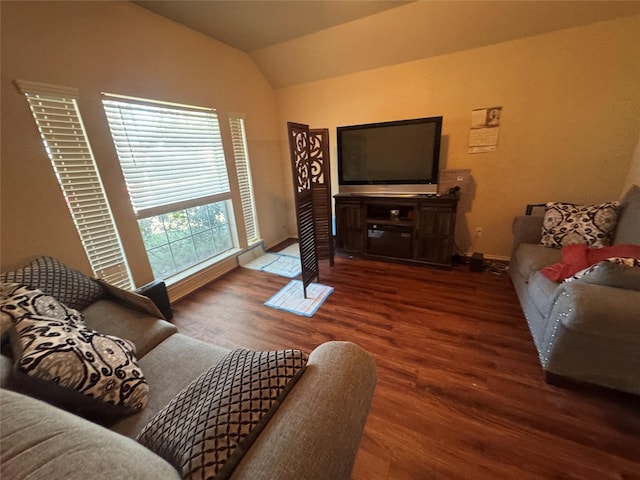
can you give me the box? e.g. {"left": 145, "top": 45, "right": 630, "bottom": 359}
{"left": 110, "top": 333, "right": 229, "bottom": 439}
{"left": 613, "top": 184, "right": 640, "bottom": 245}
{"left": 0, "top": 256, "right": 103, "bottom": 310}
{"left": 82, "top": 299, "right": 177, "bottom": 358}
{"left": 0, "top": 389, "right": 180, "bottom": 480}
{"left": 512, "top": 243, "right": 562, "bottom": 281}
{"left": 4, "top": 288, "right": 149, "bottom": 421}
{"left": 137, "top": 348, "right": 308, "bottom": 480}
{"left": 540, "top": 201, "right": 620, "bottom": 248}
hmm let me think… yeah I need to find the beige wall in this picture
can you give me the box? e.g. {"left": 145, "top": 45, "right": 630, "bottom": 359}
{"left": 2, "top": 2, "right": 638, "bottom": 288}
{"left": 276, "top": 15, "right": 640, "bottom": 259}
{"left": 1, "top": 1, "right": 288, "bottom": 286}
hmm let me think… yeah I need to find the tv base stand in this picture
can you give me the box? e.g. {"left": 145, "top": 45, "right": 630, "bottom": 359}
{"left": 334, "top": 193, "right": 458, "bottom": 268}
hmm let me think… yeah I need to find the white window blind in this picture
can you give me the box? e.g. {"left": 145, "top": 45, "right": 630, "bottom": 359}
{"left": 229, "top": 116, "right": 259, "bottom": 245}
{"left": 102, "top": 95, "right": 231, "bottom": 219}
{"left": 16, "top": 80, "right": 133, "bottom": 290}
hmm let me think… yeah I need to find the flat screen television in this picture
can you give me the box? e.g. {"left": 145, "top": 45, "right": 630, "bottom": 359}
{"left": 337, "top": 116, "right": 442, "bottom": 195}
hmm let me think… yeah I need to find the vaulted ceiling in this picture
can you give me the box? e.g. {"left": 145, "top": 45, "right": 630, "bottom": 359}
{"left": 134, "top": 1, "right": 640, "bottom": 88}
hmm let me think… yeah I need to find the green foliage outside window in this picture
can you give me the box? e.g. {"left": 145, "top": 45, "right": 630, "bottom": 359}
{"left": 139, "top": 201, "right": 233, "bottom": 279}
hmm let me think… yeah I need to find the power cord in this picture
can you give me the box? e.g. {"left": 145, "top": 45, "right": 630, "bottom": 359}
{"left": 452, "top": 242, "right": 470, "bottom": 264}
{"left": 452, "top": 241, "right": 509, "bottom": 275}
{"left": 483, "top": 261, "right": 509, "bottom": 275}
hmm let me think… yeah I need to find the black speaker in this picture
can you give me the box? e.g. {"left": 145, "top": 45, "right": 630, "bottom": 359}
{"left": 470, "top": 252, "right": 484, "bottom": 272}
{"left": 136, "top": 280, "right": 173, "bottom": 320}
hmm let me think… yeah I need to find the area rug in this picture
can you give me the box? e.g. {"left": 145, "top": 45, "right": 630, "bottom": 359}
{"left": 238, "top": 243, "right": 302, "bottom": 278}
{"left": 276, "top": 244, "right": 300, "bottom": 258}
{"left": 264, "top": 280, "right": 334, "bottom": 317}
{"left": 261, "top": 255, "right": 301, "bottom": 278}
{"left": 239, "top": 252, "right": 280, "bottom": 271}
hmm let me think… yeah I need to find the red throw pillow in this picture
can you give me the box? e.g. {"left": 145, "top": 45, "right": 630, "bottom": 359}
{"left": 541, "top": 244, "right": 640, "bottom": 282}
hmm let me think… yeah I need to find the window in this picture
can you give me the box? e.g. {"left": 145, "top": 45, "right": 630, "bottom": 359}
{"left": 137, "top": 203, "right": 233, "bottom": 279}
{"left": 102, "top": 94, "right": 235, "bottom": 280}
{"left": 229, "top": 115, "right": 259, "bottom": 245}
{"left": 17, "top": 81, "right": 133, "bottom": 289}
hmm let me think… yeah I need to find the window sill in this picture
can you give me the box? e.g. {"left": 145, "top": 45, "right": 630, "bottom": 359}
{"left": 165, "top": 248, "right": 241, "bottom": 302}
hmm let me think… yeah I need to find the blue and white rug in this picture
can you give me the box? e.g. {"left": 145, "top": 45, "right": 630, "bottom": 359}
{"left": 238, "top": 243, "right": 302, "bottom": 278}
{"left": 261, "top": 255, "right": 301, "bottom": 278}
{"left": 265, "top": 280, "right": 334, "bottom": 317}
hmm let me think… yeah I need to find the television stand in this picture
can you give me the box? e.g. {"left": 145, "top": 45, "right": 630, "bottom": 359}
{"left": 334, "top": 193, "right": 458, "bottom": 268}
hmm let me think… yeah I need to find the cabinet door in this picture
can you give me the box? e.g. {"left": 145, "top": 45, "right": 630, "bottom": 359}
{"left": 335, "top": 202, "right": 364, "bottom": 253}
{"left": 414, "top": 207, "right": 455, "bottom": 265}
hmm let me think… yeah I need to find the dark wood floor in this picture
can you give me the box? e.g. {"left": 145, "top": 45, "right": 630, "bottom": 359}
{"left": 172, "top": 249, "right": 640, "bottom": 480}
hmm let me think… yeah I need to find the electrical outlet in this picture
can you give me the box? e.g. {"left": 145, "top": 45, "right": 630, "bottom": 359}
{"left": 474, "top": 226, "right": 483, "bottom": 237}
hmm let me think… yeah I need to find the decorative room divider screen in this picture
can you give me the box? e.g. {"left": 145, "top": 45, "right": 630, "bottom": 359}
{"left": 287, "top": 122, "right": 319, "bottom": 298}
{"left": 308, "top": 128, "right": 334, "bottom": 266}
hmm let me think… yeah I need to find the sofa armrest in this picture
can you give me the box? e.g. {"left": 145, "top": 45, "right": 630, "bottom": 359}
{"left": 0, "top": 389, "right": 180, "bottom": 480}
{"left": 511, "top": 215, "right": 543, "bottom": 259}
{"left": 231, "top": 341, "right": 376, "bottom": 480}
{"left": 556, "top": 282, "right": 640, "bottom": 340}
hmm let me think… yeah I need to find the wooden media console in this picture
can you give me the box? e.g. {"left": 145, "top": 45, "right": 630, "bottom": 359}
{"left": 334, "top": 193, "right": 458, "bottom": 268}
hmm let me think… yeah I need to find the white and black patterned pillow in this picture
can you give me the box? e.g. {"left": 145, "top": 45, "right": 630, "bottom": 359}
{"left": 138, "top": 348, "right": 308, "bottom": 480}
{"left": 1, "top": 256, "right": 104, "bottom": 310}
{"left": 1, "top": 283, "right": 83, "bottom": 324}
{"left": 2, "top": 284, "right": 148, "bottom": 421}
{"left": 540, "top": 202, "right": 620, "bottom": 248}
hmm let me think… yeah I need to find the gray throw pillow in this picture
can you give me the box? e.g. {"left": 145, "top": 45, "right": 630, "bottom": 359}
{"left": 1, "top": 256, "right": 104, "bottom": 310}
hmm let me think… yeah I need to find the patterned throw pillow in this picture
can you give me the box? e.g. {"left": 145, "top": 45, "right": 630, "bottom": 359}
{"left": 0, "top": 256, "right": 104, "bottom": 310}
{"left": 564, "top": 257, "right": 640, "bottom": 289}
{"left": 602, "top": 257, "right": 640, "bottom": 268}
{"left": 2, "top": 284, "right": 148, "bottom": 420}
{"left": 138, "top": 348, "right": 308, "bottom": 480}
{"left": 1, "top": 283, "right": 84, "bottom": 324}
{"left": 1, "top": 282, "right": 84, "bottom": 341}
{"left": 540, "top": 202, "right": 620, "bottom": 249}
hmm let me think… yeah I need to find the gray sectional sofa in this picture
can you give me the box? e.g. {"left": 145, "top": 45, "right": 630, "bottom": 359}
{"left": 0, "top": 263, "right": 377, "bottom": 479}
{"left": 509, "top": 184, "right": 640, "bottom": 394}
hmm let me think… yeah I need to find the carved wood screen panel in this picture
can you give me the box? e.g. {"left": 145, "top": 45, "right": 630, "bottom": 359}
{"left": 309, "top": 128, "right": 334, "bottom": 266}
{"left": 287, "top": 122, "right": 319, "bottom": 298}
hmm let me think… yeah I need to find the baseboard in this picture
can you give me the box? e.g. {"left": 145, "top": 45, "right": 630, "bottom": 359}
{"left": 265, "top": 236, "right": 297, "bottom": 251}
{"left": 167, "top": 254, "right": 238, "bottom": 303}
{"left": 463, "top": 251, "right": 510, "bottom": 263}
{"left": 237, "top": 241, "right": 266, "bottom": 266}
